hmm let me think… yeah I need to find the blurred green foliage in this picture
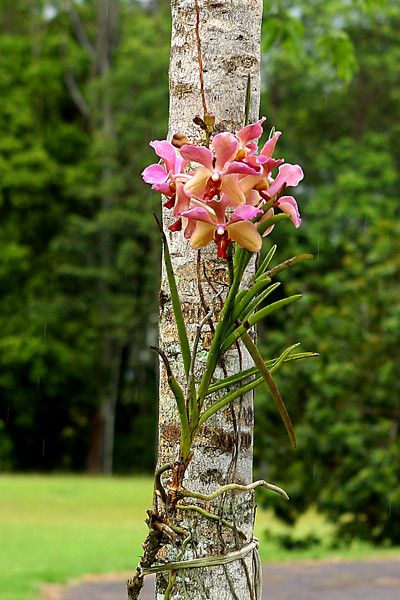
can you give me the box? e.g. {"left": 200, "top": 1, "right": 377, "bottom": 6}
{"left": 0, "top": 0, "right": 170, "bottom": 472}
{"left": 256, "top": 0, "right": 400, "bottom": 544}
{"left": 0, "top": 0, "right": 399, "bottom": 544}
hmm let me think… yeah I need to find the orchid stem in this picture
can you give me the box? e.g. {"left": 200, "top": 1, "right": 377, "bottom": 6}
{"left": 196, "top": 251, "right": 245, "bottom": 408}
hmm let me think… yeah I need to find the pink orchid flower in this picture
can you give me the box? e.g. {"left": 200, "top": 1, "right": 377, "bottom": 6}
{"left": 220, "top": 130, "right": 284, "bottom": 213}
{"left": 182, "top": 198, "right": 262, "bottom": 259}
{"left": 168, "top": 181, "right": 196, "bottom": 238}
{"left": 264, "top": 163, "right": 304, "bottom": 199}
{"left": 180, "top": 132, "right": 259, "bottom": 204}
{"left": 259, "top": 131, "right": 284, "bottom": 174}
{"left": 235, "top": 117, "right": 266, "bottom": 161}
{"left": 236, "top": 177, "right": 276, "bottom": 236}
{"left": 260, "top": 163, "right": 304, "bottom": 228}
{"left": 239, "top": 159, "right": 303, "bottom": 228}
{"left": 141, "top": 140, "right": 187, "bottom": 201}
{"left": 235, "top": 120, "right": 285, "bottom": 173}
{"left": 236, "top": 131, "right": 283, "bottom": 183}
{"left": 275, "top": 195, "right": 302, "bottom": 228}
{"left": 141, "top": 122, "right": 304, "bottom": 257}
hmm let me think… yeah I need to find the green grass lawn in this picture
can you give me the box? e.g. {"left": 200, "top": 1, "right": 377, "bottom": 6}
{"left": 1, "top": 475, "right": 399, "bottom": 600}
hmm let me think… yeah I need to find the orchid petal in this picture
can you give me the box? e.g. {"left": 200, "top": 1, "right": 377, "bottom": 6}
{"left": 246, "top": 141, "right": 258, "bottom": 154}
{"left": 174, "top": 182, "right": 191, "bottom": 217}
{"left": 184, "top": 167, "right": 211, "bottom": 199}
{"left": 183, "top": 217, "right": 196, "bottom": 239}
{"left": 142, "top": 163, "right": 168, "bottom": 184}
{"left": 221, "top": 174, "right": 246, "bottom": 207}
{"left": 163, "top": 197, "right": 175, "bottom": 209}
{"left": 190, "top": 221, "right": 216, "bottom": 248}
{"left": 208, "top": 196, "right": 229, "bottom": 223}
{"left": 278, "top": 163, "right": 304, "bottom": 187}
{"left": 240, "top": 175, "right": 263, "bottom": 195}
{"left": 246, "top": 189, "right": 262, "bottom": 207}
{"left": 180, "top": 144, "right": 213, "bottom": 170}
{"left": 236, "top": 117, "right": 266, "bottom": 145}
{"left": 263, "top": 158, "right": 284, "bottom": 175}
{"left": 226, "top": 161, "right": 260, "bottom": 175}
{"left": 230, "top": 204, "right": 262, "bottom": 223}
{"left": 267, "top": 163, "right": 304, "bottom": 198}
{"left": 213, "top": 132, "right": 238, "bottom": 171}
{"left": 276, "top": 196, "right": 301, "bottom": 228}
{"left": 152, "top": 182, "right": 173, "bottom": 195}
{"left": 169, "top": 219, "right": 182, "bottom": 232}
{"left": 182, "top": 206, "right": 216, "bottom": 225}
{"left": 260, "top": 131, "right": 282, "bottom": 160}
{"left": 174, "top": 154, "right": 187, "bottom": 173}
{"left": 227, "top": 221, "right": 262, "bottom": 253}
{"left": 260, "top": 207, "right": 275, "bottom": 236}
{"left": 244, "top": 154, "right": 267, "bottom": 169}
{"left": 150, "top": 140, "right": 178, "bottom": 173}
{"left": 189, "top": 198, "right": 220, "bottom": 217}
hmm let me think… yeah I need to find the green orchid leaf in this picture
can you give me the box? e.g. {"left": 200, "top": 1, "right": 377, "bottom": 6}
{"left": 150, "top": 345, "right": 191, "bottom": 460}
{"left": 254, "top": 244, "right": 277, "bottom": 280}
{"left": 232, "top": 276, "right": 274, "bottom": 321}
{"left": 221, "top": 294, "right": 302, "bottom": 352}
{"left": 237, "top": 282, "right": 281, "bottom": 324}
{"left": 154, "top": 215, "right": 191, "bottom": 380}
{"left": 199, "top": 346, "right": 318, "bottom": 428}
{"left": 196, "top": 251, "right": 245, "bottom": 405}
{"left": 267, "top": 253, "right": 314, "bottom": 279}
{"left": 198, "top": 375, "right": 264, "bottom": 428}
{"left": 258, "top": 213, "right": 289, "bottom": 236}
{"left": 207, "top": 343, "right": 299, "bottom": 394}
{"left": 168, "top": 374, "right": 192, "bottom": 460}
{"left": 207, "top": 349, "right": 318, "bottom": 395}
{"left": 241, "top": 331, "right": 296, "bottom": 448}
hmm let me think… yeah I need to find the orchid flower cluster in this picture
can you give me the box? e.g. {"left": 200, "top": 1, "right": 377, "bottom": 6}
{"left": 129, "top": 119, "right": 316, "bottom": 600}
{"left": 142, "top": 117, "right": 303, "bottom": 258}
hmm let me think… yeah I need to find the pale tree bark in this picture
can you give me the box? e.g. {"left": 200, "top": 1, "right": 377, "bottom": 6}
{"left": 155, "top": 1, "right": 264, "bottom": 598}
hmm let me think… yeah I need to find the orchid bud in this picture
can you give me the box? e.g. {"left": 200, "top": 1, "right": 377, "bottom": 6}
{"left": 171, "top": 132, "right": 189, "bottom": 148}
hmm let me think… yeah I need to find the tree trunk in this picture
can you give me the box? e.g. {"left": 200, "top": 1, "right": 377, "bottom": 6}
{"left": 96, "top": 0, "right": 120, "bottom": 475}
{"left": 156, "top": 1, "right": 263, "bottom": 597}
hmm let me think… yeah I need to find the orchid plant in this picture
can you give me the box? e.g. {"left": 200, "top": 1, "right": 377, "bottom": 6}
{"left": 128, "top": 116, "right": 317, "bottom": 599}
{"left": 142, "top": 116, "right": 314, "bottom": 461}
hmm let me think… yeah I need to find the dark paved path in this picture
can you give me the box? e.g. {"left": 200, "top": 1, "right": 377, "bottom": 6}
{"left": 44, "top": 559, "right": 400, "bottom": 600}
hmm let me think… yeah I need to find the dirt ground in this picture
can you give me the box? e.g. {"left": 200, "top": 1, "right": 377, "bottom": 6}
{"left": 43, "top": 558, "right": 400, "bottom": 600}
